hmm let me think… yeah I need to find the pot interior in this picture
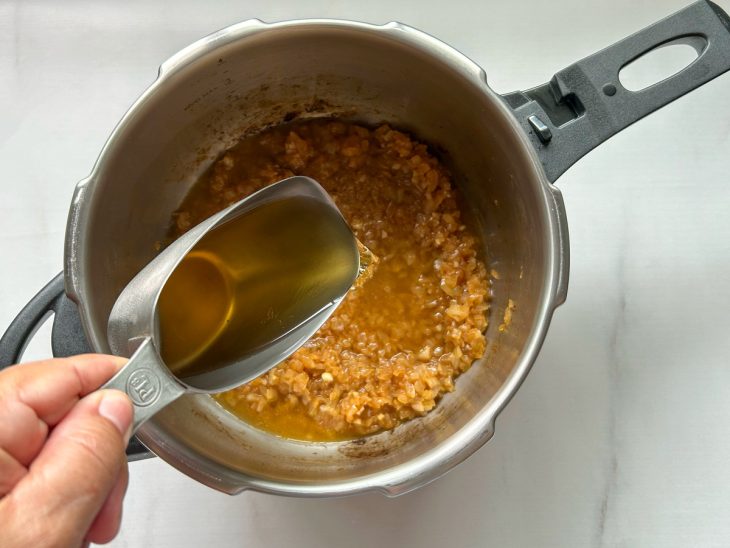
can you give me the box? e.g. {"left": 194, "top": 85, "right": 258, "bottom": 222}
{"left": 77, "top": 21, "right": 554, "bottom": 492}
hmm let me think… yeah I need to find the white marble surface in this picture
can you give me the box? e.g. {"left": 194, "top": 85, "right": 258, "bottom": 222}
{"left": 2, "top": 0, "right": 730, "bottom": 546}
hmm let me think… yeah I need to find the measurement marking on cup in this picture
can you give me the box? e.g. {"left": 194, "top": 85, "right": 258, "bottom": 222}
{"left": 126, "top": 369, "right": 161, "bottom": 406}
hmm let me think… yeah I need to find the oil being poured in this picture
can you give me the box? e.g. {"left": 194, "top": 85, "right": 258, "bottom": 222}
{"left": 156, "top": 195, "right": 370, "bottom": 384}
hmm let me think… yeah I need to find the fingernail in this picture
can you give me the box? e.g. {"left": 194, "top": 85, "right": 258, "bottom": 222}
{"left": 98, "top": 390, "right": 133, "bottom": 444}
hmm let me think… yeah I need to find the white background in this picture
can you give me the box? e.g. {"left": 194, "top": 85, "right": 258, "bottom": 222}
{"left": 2, "top": 1, "right": 730, "bottom": 546}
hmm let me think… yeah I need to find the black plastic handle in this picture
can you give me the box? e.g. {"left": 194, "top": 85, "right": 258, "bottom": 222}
{"left": 502, "top": 0, "right": 730, "bottom": 182}
{"left": 0, "top": 273, "right": 66, "bottom": 367}
{"left": 0, "top": 273, "right": 152, "bottom": 460}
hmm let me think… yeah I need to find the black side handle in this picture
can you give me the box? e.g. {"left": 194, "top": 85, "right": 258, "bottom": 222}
{"left": 502, "top": 0, "right": 730, "bottom": 182}
{"left": 0, "top": 273, "right": 67, "bottom": 367}
{"left": 0, "top": 272, "right": 153, "bottom": 460}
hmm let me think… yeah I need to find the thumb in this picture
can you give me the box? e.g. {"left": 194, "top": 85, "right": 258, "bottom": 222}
{"left": 3, "top": 390, "right": 132, "bottom": 548}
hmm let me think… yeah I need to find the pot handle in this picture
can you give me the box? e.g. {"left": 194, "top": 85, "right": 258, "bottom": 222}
{"left": 501, "top": 0, "right": 730, "bottom": 183}
{"left": 0, "top": 272, "right": 153, "bottom": 461}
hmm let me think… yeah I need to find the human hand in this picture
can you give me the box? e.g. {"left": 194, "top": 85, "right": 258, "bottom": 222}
{"left": 0, "top": 355, "right": 133, "bottom": 547}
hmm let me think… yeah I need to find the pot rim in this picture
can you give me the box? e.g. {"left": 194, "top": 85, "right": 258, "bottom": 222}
{"left": 64, "top": 18, "right": 570, "bottom": 497}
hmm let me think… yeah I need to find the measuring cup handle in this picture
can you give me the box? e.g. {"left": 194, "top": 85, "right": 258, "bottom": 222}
{"left": 102, "top": 337, "right": 187, "bottom": 433}
{"left": 501, "top": 0, "right": 730, "bottom": 182}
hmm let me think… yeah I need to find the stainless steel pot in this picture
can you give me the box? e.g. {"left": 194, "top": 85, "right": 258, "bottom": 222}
{"left": 2, "top": 1, "right": 729, "bottom": 497}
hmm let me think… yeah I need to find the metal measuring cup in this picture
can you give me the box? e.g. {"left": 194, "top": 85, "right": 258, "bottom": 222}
{"left": 101, "top": 176, "right": 361, "bottom": 432}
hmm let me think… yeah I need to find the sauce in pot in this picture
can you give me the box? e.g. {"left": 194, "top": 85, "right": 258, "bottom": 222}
{"left": 168, "top": 119, "right": 490, "bottom": 441}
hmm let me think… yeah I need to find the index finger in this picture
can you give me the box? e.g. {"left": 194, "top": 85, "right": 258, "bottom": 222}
{"left": 0, "top": 354, "right": 127, "bottom": 425}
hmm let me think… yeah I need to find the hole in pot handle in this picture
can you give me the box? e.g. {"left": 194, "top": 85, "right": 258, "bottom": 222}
{"left": 501, "top": 0, "right": 730, "bottom": 183}
{"left": 619, "top": 37, "right": 703, "bottom": 92}
{"left": 0, "top": 272, "right": 154, "bottom": 461}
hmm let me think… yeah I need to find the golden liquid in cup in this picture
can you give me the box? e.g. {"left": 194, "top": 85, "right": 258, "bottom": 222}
{"left": 156, "top": 196, "right": 364, "bottom": 383}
